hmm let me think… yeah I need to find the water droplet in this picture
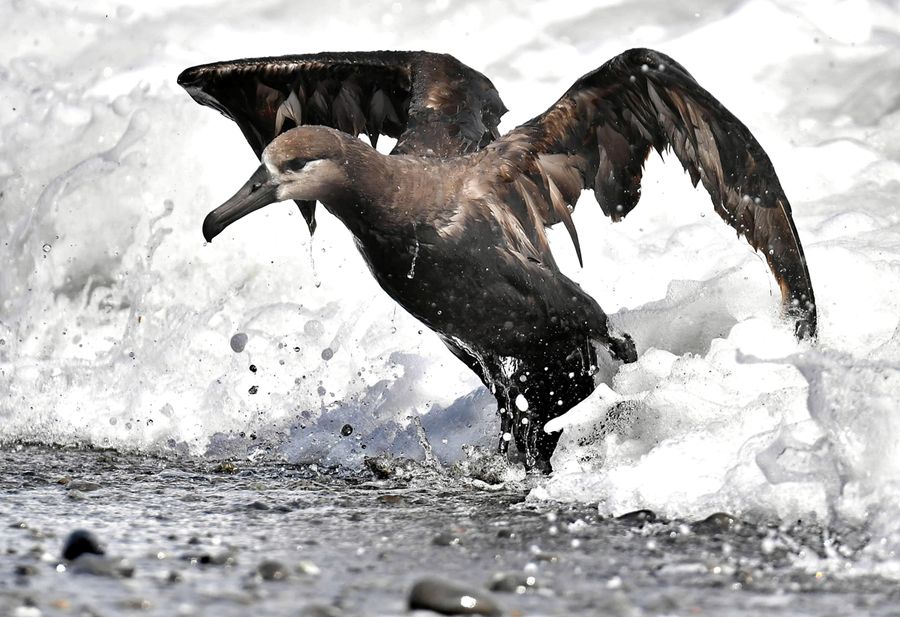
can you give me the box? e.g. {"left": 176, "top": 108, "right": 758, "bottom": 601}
{"left": 515, "top": 394, "right": 529, "bottom": 411}
{"left": 340, "top": 424, "right": 353, "bottom": 437}
{"left": 321, "top": 347, "right": 334, "bottom": 361}
{"left": 249, "top": 364, "right": 257, "bottom": 373}
{"left": 42, "top": 243, "right": 52, "bottom": 253}
{"left": 230, "top": 333, "right": 248, "bottom": 353}
{"left": 248, "top": 385, "right": 258, "bottom": 395}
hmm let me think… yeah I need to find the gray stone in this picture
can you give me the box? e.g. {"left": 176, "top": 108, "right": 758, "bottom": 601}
{"left": 408, "top": 577, "right": 502, "bottom": 616}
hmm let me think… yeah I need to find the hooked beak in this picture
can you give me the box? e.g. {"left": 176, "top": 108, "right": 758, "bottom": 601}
{"left": 203, "top": 165, "right": 280, "bottom": 243}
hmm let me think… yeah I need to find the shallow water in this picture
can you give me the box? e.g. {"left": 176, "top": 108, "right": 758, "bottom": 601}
{"left": 3, "top": 0, "right": 900, "bottom": 614}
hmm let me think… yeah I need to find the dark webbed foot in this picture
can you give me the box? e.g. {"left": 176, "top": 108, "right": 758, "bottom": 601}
{"left": 789, "top": 302, "right": 817, "bottom": 340}
{"left": 609, "top": 332, "right": 637, "bottom": 364}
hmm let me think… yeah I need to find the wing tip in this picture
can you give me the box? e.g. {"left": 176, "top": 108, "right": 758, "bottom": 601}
{"left": 177, "top": 65, "right": 215, "bottom": 100}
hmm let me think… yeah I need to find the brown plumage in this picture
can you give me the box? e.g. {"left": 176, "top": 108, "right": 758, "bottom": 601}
{"left": 178, "top": 48, "right": 816, "bottom": 472}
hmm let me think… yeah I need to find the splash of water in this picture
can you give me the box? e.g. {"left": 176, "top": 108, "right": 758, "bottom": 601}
{"left": 2, "top": 0, "right": 900, "bottom": 574}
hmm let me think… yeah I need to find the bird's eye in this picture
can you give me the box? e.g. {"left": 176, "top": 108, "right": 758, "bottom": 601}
{"left": 250, "top": 182, "right": 262, "bottom": 193}
{"left": 284, "top": 158, "right": 307, "bottom": 173}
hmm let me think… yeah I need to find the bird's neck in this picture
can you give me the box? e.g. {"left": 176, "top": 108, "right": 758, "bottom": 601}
{"left": 317, "top": 139, "right": 400, "bottom": 235}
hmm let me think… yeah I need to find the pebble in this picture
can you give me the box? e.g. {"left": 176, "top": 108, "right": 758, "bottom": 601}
{"left": 198, "top": 551, "right": 237, "bottom": 566}
{"left": 691, "top": 512, "right": 737, "bottom": 533}
{"left": 120, "top": 598, "right": 152, "bottom": 610}
{"left": 616, "top": 509, "right": 657, "bottom": 525}
{"left": 296, "top": 561, "right": 321, "bottom": 576}
{"left": 488, "top": 572, "right": 538, "bottom": 594}
{"left": 166, "top": 570, "right": 183, "bottom": 583}
{"left": 432, "top": 531, "right": 463, "bottom": 546}
{"left": 182, "top": 550, "right": 237, "bottom": 566}
{"left": 247, "top": 501, "right": 271, "bottom": 511}
{"left": 62, "top": 529, "right": 104, "bottom": 561}
{"left": 257, "top": 559, "right": 289, "bottom": 581}
{"left": 14, "top": 564, "right": 39, "bottom": 577}
{"left": 214, "top": 462, "right": 237, "bottom": 474}
{"left": 408, "top": 577, "right": 502, "bottom": 616}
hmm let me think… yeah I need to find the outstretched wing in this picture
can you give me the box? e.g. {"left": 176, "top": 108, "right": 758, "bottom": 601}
{"left": 501, "top": 48, "right": 816, "bottom": 338}
{"left": 178, "top": 51, "right": 507, "bottom": 233}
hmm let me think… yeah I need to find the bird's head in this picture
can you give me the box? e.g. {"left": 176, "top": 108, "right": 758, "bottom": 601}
{"left": 202, "top": 127, "right": 359, "bottom": 243}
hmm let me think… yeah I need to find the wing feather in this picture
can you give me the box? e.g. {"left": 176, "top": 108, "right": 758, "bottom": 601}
{"left": 503, "top": 48, "right": 816, "bottom": 338}
{"left": 178, "top": 51, "right": 507, "bottom": 234}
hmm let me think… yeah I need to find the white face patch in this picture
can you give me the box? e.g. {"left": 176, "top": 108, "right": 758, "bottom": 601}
{"left": 281, "top": 158, "right": 325, "bottom": 177}
{"left": 274, "top": 158, "right": 331, "bottom": 202}
{"left": 261, "top": 150, "right": 278, "bottom": 175}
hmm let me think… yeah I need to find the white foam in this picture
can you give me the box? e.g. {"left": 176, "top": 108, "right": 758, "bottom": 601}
{"left": 2, "top": 0, "right": 900, "bottom": 566}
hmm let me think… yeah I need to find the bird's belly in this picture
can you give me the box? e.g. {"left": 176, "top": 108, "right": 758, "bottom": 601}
{"left": 354, "top": 237, "right": 594, "bottom": 357}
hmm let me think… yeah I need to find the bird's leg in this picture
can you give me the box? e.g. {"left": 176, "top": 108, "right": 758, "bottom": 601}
{"left": 510, "top": 406, "right": 556, "bottom": 474}
{"left": 494, "top": 383, "right": 515, "bottom": 455}
{"left": 510, "top": 341, "right": 614, "bottom": 473}
{"left": 437, "top": 339, "right": 518, "bottom": 455}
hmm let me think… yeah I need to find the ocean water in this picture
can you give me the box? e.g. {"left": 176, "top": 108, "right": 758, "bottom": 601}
{"left": 2, "top": 0, "right": 900, "bottom": 614}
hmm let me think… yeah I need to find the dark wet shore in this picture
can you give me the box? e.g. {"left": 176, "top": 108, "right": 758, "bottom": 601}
{"left": 1, "top": 445, "right": 895, "bottom": 616}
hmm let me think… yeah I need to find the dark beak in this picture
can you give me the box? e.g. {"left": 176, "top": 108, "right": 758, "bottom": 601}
{"left": 203, "top": 165, "right": 280, "bottom": 243}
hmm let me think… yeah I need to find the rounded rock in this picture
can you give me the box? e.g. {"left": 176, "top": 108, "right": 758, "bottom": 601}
{"left": 692, "top": 512, "right": 737, "bottom": 533}
{"left": 257, "top": 559, "right": 289, "bottom": 581}
{"left": 408, "top": 577, "right": 502, "bottom": 616}
{"left": 62, "top": 529, "right": 104, "bottom": 561}
{"left": 616, "top": 509, "right": 657, "bottom": 525}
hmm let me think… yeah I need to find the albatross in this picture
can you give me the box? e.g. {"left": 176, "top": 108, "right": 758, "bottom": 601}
{"left": 178, "top": 48, "right": 816, "bottom": 472}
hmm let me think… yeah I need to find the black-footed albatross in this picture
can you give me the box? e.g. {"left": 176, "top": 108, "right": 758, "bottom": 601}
{"left": 178, "top": 49, "right": 816, "bottom": 472}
